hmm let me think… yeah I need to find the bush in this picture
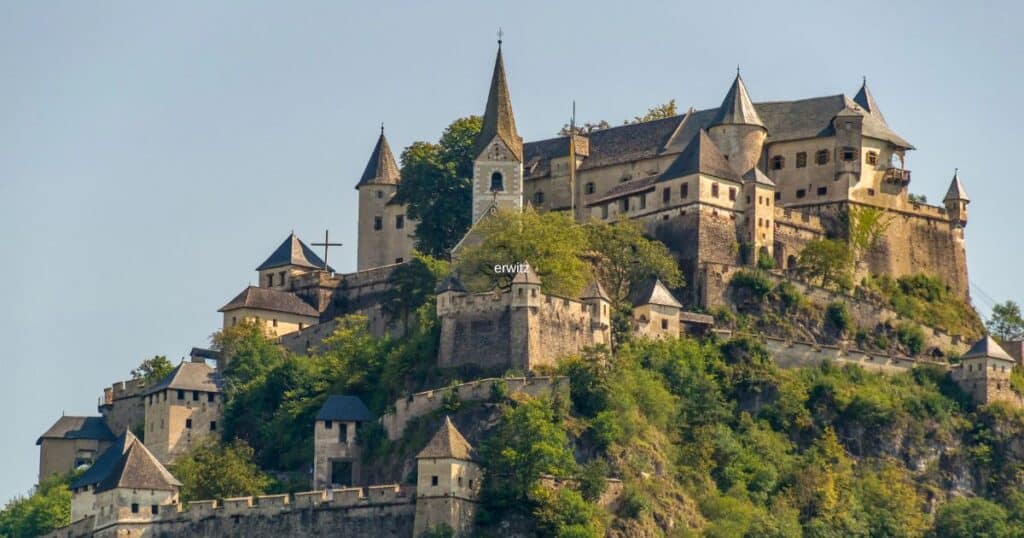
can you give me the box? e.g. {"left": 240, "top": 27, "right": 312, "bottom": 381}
{"left": 731, "top": 270, "right": 773, "bottom": 300}
{"left": 826, "top": 301, "right": 851, "bottom": 333}
{"left": 618, "top": 485, "right": 651, "bottom": 519}
{"left": 757, "top": 252, "right": 776, "bottom": 271}
{"left": 896, "top": 323, "right": 926, "bottom": 355}
{"left": 776, "top": 281, "right": 805, "bottom": 312}
{"left": 578, "top": 459, "right": 610, "bottom": 503}
{"left": 590, "top": 411, "right": 622, "bottom": 450}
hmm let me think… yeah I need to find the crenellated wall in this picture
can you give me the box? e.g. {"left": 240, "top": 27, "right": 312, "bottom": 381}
{"left": 381, "top": 377, "right": 569, "bottom": 440}
{"left": 98, "top": 379, "right": 146, "bottom": 436}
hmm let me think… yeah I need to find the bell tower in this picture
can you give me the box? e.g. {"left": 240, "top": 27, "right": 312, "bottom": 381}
{"left": 471, "top": 37, "right": 524, "bottom": 223}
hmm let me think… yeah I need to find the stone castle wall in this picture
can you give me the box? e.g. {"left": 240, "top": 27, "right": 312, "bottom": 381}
{"left": 754, "top": 334, "right": 946, "bottom": 375}
{"left": 438, "top": 291, "right": 514, "bottom": 370}
{"left": 951, "top": 360, "right": 1024, "bottom": 407}
{"left": 99, "top": 379, "right": 146, "bottom": 436}
{"left": 45, "top": 487, "right": 415, "bottom": 538}
{"left": 381, "top": 376, "right": 568, "bottom": 440}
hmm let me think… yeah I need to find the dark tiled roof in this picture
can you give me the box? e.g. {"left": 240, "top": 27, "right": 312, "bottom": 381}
{"left": 511, "top": 263, "right": 541, "bottom": 285}
{"left": 578, "top": 115, "right": 684, "bottom": 171}
{"left": 219, "top": 286, "right": 319, "bottom": 317}
{"left": 853, "top": 80, "right": 885, "bottom": 123}
{"left": 628, "top": 278, "right": 683, "bottom": 309}
{"left": 587, "top": 175, "right": 659, "bottom": 205}
{"left": 944, "top": 170, "right": 969, "bottom": 202}
{"left": 417, "top": 416, "right": 474, "bottom": 460}
{"left": 144, "top": 361, "right": 224, "bottom": 396}
{"left": 963, "top": 336, "right": 1015, "bottom": 363}
{"left": 316, "top": 395, "right": 374, "bottom": 422}
{"left": 37, "top": 416, "right": 114, "bottom": 446}
{"left": 436, "top": 275, "right": 468, "bottom": 294}
{"left": 743, "top": 167, "right": 776, "bottom": 187}
{"left": 661, "top": 129, "right": 741, "bottom": 183}
{"left": 581, "top": 280, "right": 610, "bottom": 301}
{"left": 680, "top": 311, "right": 715, "bottom": 325}
{"left": 357, "top": 131, "right": 401, "bottom": 188}
{"left": 710, "top": 74, "right": 765, "bottom": 128}
{"left": 255, "top": 233, "right": 332, "bottom": 272}
{"left": 70, "top": 432, "right": 132, "bottom": 490}
{"left": 95, "top": 433, "right": 181, "bottom": 493}
{"left": 473, "top": 46, "right": 522, "bottom": 161}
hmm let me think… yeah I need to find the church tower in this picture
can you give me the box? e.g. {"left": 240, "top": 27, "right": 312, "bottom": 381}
{"left": 471, "top": 39, "right": 524, "bottom": 224}
{"left": 356, "top": 127, "right": 404, "bottom": 271}
{"left": 707, "top": 72, "right": 767, "bottom": 176}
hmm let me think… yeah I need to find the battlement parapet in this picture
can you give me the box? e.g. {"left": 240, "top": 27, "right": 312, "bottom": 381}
{"left": 341, "top": 263, "right": 401, "bottom": 289}
{"left": 100, "top": 378, "right": 146, "bottom": 406}
{"left": 382, "top": 376, "right": 568, "bottom": 440}
{"left": 294, "top": 490, "right": 327, "bottom": 508}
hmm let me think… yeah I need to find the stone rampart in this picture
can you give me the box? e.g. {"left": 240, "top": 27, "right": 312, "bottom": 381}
{"left": 98, "top": 378, "right": 146, "bottom": 436}
{"left": 381, "top": 376, "right": 569, "bottom": 440}
{"left": 733, "top": 332, "right": 949, "bottom": 374}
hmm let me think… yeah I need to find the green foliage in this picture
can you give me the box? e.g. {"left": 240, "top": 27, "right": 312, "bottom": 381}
{"left": 441, "top": 385, "right": 461, "bottom": 413}
{"left": 131, "top": 355, "right": 175, "bottom": 387}
{"left": 907, "top": 193, "right": 928, "bottom": 204}
{"left": 776, "top": 281, "right": 807, "bottom": 313}
{"left": 757, "top": 251, "right": 776, "bottom": 271}
{"left": 855, "top": 461, "right": 928, "bottom": 538}
{"left": 0, "top": 472, "right": 76, "bottom": 538}
{"left": 896, "top": 322, "right": 926, "bottom": 355}
{"left": 382, "top": 252, "right": 449, "bottom": 331}
{"left": 454, "top": 208, "right": 590, "bottom": 297}
{"left": 395, "top": 116, "right": 482, "bottom": 257}
{"left": 589, "top": 411, "right": 622, "bottom": 450}
{"left": 584, "top": 219, "right": 683, "bottom": 305}
{"left": 629, "top": 99, "right": 678, "bottom": 124}
{"left": 617, "top": 485, "right": 651, "bottom": 519}
{"left": 847, "top": 205, "right": 893, "bottom": 254}
{"left": 170, "top": 438, "right": 271, "bottom": 502}
{"left": 420, "top": 524, "right": 455, "bottom": 538}
{"left": 797, "top": 239, "right": 854, "bottom": 291}
{"left": 826, "top": 301, "right": 851, "bottom": 334}
{"left": 730, "top": 269, "right": 773, "bottom": 300}
{"left": 578, "top": 458, "right": 610, "bottom": 503}
{"left": 531, "top": 486, "right": 604, "bottom": 538}
{"left": 988, "top": 300, "right": 1024, "bottom": 342}
{"left": 863, "top": 273, "right": 982, "bottom": 339}
{"left": 933, "top": 497, "right": 1011, "bottom": 538}
{"left": 479, "top": 397, "right": 577, "bottom": 517}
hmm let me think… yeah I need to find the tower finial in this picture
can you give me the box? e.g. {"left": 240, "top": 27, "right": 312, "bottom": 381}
{"left": 862, "top": 75, "right": 867, "bottom": 85}
{"left": 736, "top": 64, "right": 740, "bottom": 76}
{"left": 497, "top": 27, "right": 503, "bottom": 47}
{"left": 954, "top": 167, "right": 959, "bottom": 177}
{"left": 380, "top": 122, "right": 385, "bottom": 135}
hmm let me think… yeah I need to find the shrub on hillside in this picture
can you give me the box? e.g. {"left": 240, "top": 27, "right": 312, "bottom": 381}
{"left": 731, "top": 270, "right": 773, "bottom": 300}
{"left": 826, "top": 301, "right": 851, "bottom": 334}
{"left": 896, "top": 323, "right": 926, "bottom": 355}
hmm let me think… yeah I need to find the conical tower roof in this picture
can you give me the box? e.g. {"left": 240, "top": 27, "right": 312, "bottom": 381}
{"left": 511, "top": 262, "right": 541, "bottom": 285}
{"left": 435, "top": 274, "right": 468, "bottom": 294}
{"left": 581, "top": 279, "right": 611, "bottom": 302}
{"left": 356, "top": 129, "right": 401, "bottom": 188}
{"left": 661, "top": 129, "right": 742, "bottom": 182}
{"left": 628, "top": 278, "right": 682, "bottom": 309}
{"left": 255, "top": 233, "right": 331, "bottom": 271}
{"left": 472, "top": 44, "right": 522, "bottom": 162}
{"left": 417, "top": 416, "right": 475, "bottom": 460}
{"left": 944, "top": 169, "right": 969, "bottom": 202}
{"left": 853, "top": 78, "right": 885, "bottom": 123}
{"left": 710, "top": 73, "right": 765, "bottom": 128}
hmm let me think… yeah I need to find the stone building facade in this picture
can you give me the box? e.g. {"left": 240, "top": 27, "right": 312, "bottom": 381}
{"left": 435, "top": 269, "right": 611, "bottom": 372}
{"left": 142, "top": 360, "right": 223, "bottom": 464}
{"left": 951, "top": 336, "right": 1022, "bottom": 406}
{"left": 36, "top": 417, "right": 115, "bottom": 481}
{"left": 312, "top": 395, "right": 375, "bottom": 490}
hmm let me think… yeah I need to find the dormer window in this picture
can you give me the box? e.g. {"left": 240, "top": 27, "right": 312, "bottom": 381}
{"left": 490, "top": 171, "right": 504, "bottom": 192}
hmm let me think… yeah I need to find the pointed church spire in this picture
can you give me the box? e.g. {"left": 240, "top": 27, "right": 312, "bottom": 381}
{"left": 472, "top": 40, "right": 523, "bottom": 161}
{"left": 356, "top": 128, "right": 401, "bottom": 188}
{"left": 853, "top": 78, "right": 886, "bottom": 123}
{"left": 710, "top": 72, "right": 765, "bottom": 128}
{"left": 944, "top": 168, "right": 969, "bottom": 202}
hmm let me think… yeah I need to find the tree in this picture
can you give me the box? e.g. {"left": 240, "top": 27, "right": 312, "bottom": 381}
{"left": 0, "top": 472, "right": 75, "bottom": 538}
{"left": 169, "top": 439, "right": 272, "bottom": 502}
{"left": 847, "top": 205, "right": 892, "bottom": 255}
{"left": 932, "top": 497, "right": 1011, "bottom": 537}
{"left": 453, "top": 208, "right": 591, "bottom": 297}
{"left": 796, "top": 239, "right": 853, "bottom": 291}
{"left": 584, "top": 220, "right": 683, "bottom": 305}
{"left": 855, "top": 462, "right": 928, "bottom": 538}
{"left": 131, "top": 355, "right": 174, "bottom": 387}
{"left": 629, "top": 99, "right": 677, "bottom": 123}
{"left": 382, "top": 252, "right": 449, "bottom": 332}
{"left": 988, "top": 301, "right": 1024, "bottom": 342}
{"left": 395, "top": 116, "right": 482, "bottom": 258}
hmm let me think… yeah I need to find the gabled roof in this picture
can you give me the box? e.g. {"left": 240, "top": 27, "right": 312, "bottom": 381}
{"left": 628, "top": 278, "right": 683, "bottom": 309}
{"left": 37, "top": 416, "right": 114, "bottom": 446}
{"left": 511, "top": 263, "right": 541, "bottom": 285}
{"left": 581, "top": 280, "right": 611, "bottom": 302}
{"left": 963, "top": 336, "right": 1016, "bottom": 363}
{"left": 743, "top": 167, "right": 776, "bottom": 187}
{"left": 416, "top": 416, "right": 475, "bottom": 460}
{"left": 95, "top": 433, "right": 181, "bottom": 493}
{"left": 316, "top": 395, "right": 375, "bottom": 423}
{"left": 143, "top": 361, "right": 224, "bottom": 396}
{"left": 944, "top": 170, "right": 969, "bottom": 202}
{"left": 357, "top": 130, "right": 401, "bottom": 188}
{"left": 255, "top": 233, "right": 332, "bottom": 272}
{"left": 473, "top": 45, "right": 522, "bottom": 162}
{"left": 436, "top": 274, "right": 468, "bottom": 294}
{"left": 853, "top": 79, "right": 885, "bottom": 123}
{"left": 219, "top": 286, "right": 319, "bottom": 318}
{"left": 70, "top": 432, "right": 133, "bottom": 490}
{"left": 661, "top": 129, "right": 741, "bottom": 183}
{"left": 710, "top": 73, "right": 765, "bottom": 128}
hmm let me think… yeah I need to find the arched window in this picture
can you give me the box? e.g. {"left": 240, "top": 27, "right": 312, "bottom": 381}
{"left": 490, "top": 171, "right": 504, "bottom": 192}
{"left": 771, "top": 156, "right": 785, "bottom": 170}
{"left": 533, "top": 191, "right": 545, "bottom": 204}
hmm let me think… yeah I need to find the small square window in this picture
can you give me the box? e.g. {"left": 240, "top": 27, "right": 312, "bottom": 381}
{"left": 817, "top": 187, "right": 827, "bottom": 196}
{"left": 177, "top": 390, "right": 185, "bottom": 400}
{"left": 816, "top": 150, "right": 830, "bottom": 165}
{"left": 395, "top": 257, "right": 404, "bottom": 263}
{"left": 325, "top": 420, "right": 333, "bottom": 429}
{"left": 151, "top": 505, "right": 159, "bottom": 515}
{"left": 131, "top": 503, "right": 139, "bottom": 514}
{"left": 796, "top": 189, "right": 806, "bottom": 199}
{"left": 865, "top": 151, "right": 878, "bottom": 165}
{"left": 774, "top": 192, "right": 781, "bottom": 201}
{"left": 867, "top": 188, "right": 876, "bottom": 196}
{"left": 796, "top": 152, "right": 807, "bottom": 168}
{"left": 842, "top": 148, "right": 856, "bottom": 161}
{"left": 375, "top": 190, "right": 383, "bottom": 199}
{"left": 585, "top": 182, "right": 595, "bottom": 195}
{"left": 771, "top": 156, "right": 785, "bottom": 170}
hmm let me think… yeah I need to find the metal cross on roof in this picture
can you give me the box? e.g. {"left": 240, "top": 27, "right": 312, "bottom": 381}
{"left": 312, "top": 230, "right": 342, "bottom": 272}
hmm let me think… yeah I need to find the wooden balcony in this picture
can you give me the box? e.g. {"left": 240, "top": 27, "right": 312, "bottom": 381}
{"left": 883, "top": 167, "right": 911, "bottom": 185}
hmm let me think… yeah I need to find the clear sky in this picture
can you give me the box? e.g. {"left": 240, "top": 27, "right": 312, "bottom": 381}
{"left": 2, "top": 1, "right": 1022, "bottom": 504}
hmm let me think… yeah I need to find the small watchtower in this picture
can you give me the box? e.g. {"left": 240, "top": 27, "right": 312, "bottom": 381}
{"left": 629, "top": 278, "right": 683, "bottom": 339}
{"left": 944, "top": 169, "right": 970, "bottom": 228}
{"left": 581, "top": 279, "right": 612, "bottom": 346}
{"left": 313, "top": 395, "right": 375, "bottom": 489}
{"left": 952, "top": 336, "right": 1018, "bottom": 406}
{"left": 413, "top": 417, "right": 481, "bottom": 538}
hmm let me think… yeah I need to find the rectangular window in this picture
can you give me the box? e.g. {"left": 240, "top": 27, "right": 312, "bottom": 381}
{"left": 728, "top": 187, "right": 736, "bottom": 201}
{"left": 177, "top": 390, "right": 185, "bottom": 400}
{"left": 432, "top": 476, "right": 439, "bottom": 486}
{"left": 711, "top": 183, "right": 719, "bottom": 198}
{"left": 272, "top": 319, "right": 278, "bottom": 327}
{"left": 395, "top": 215, "right": 405, "bottom": 229}
{"left": 339, "top": 423, "right": 348, "bottom": 444}
{"left": 373, "top": 216, "right": 382, "bottom": 231}
{"left": 601, "top": 205, "right": 609, "bottom": 219}
{"left": 638, "top": 194, "right": 646, "bottom": 210}
{"left": 210, "top": 421, "right": 217, "bottom": 432}
{"left": 325, "top": 420, "right": 333, "bottom": 429}
{"left": 395, "top": 257, "right": 404, "bottom": 263}
{"left": 817, "top": 186, "right": 828, "bottom": 196}
{"left": 186, "top": 419, "right": 192, "bottom": 429}
{"left": 681, "top": 183, "right": 689, "bottom": 198}
{"left": 131, "top": 503, "right": 139, "bottom": 514}
{"left": 774, "top": 191, "right": 781, "bottom": 201}
{"left": 620, "top": 198, "right": 630, "bottom": 212}
{"left": 208, "top": 392, "right": 215, "bottom": 403}
{"left": 192, "top": 391, "right": 199, "bottom": 401}
{"left": 816, "top": 150, "right": 830, "bottom": 165}
{"left": 151, "top": 505, "right": 158, "bottom": 515}
{"left": 796, "top": 152, "right": 807, "bottom": 168}
{"left": 867, "top": 188, "right": 876, "bottom": 196}
{"left": 796, "top": 189, "right": 806, "bottom": 199}
{"left": 278, "top": 271, "right": 285, "bottom": 286}
{"left": 842, "top": 148, "right": 856, "bottom": 161}
{"left": 661, "top": 319, "right": 668, "bottom": 330}
{"left": 266, "top": 274, "right": 273, "bottom": 287}
{"left": 662, "top": 188, "right": 670, "bottom": 203}
{"left": 458, "top": 477, "right": 463, "bottom": 487}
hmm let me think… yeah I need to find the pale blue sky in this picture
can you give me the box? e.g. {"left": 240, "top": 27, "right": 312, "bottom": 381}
{"left": 2, "top": 1, "right": 1022, "bottom": 503}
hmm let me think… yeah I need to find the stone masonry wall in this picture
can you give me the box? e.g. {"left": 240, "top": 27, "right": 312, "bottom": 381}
{"left": 99, "top": 379, "right": 146, "bottom": 437}
{"left": 381, "top": 376, "right": 569, "bottom": 440}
